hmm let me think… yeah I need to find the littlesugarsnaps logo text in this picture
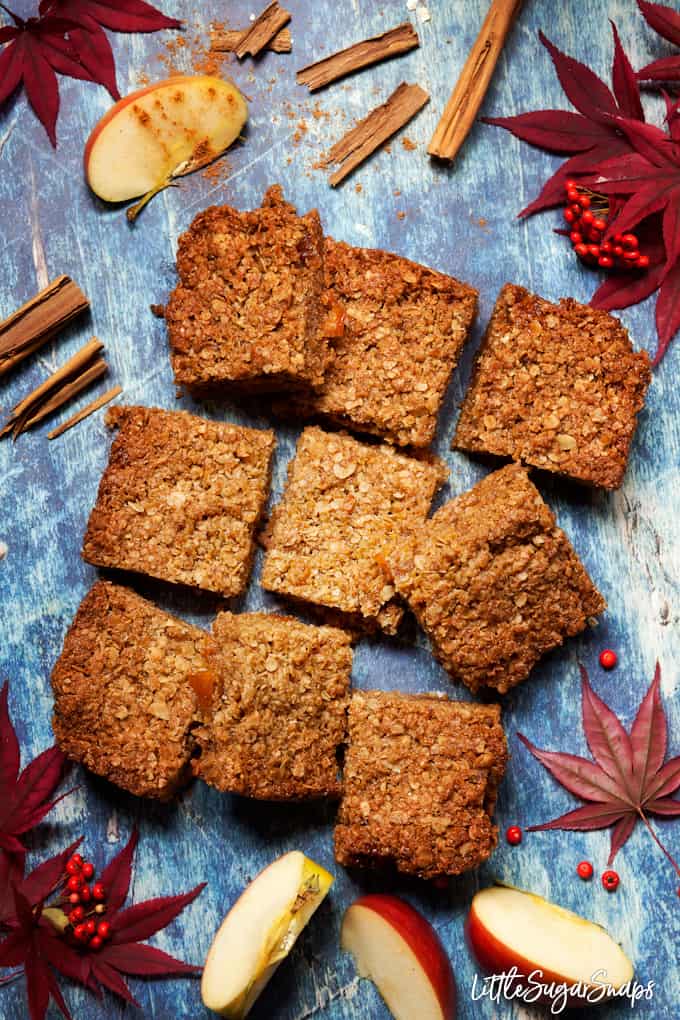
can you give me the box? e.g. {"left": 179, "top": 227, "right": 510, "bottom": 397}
{"left": 470, "top": 968, "right": 655, "bottom": 1014}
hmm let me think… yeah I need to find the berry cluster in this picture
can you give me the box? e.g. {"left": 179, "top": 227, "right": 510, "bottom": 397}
{"left": 563, "top": 182, "right": 649, "bottom": 271}
{"left": 62, "top": 853, "right": 110, "bottom": 950}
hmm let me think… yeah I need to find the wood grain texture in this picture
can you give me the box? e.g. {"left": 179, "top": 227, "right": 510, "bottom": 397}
{"left": 0, "top": 1, "right": 678, "bottom": 1018}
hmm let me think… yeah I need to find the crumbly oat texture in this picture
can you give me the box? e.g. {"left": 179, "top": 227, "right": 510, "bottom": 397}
{"left": 193, "top": 612, "right": 352, "bottom": 800}
{"left": 260, "top": 426, "right": 446, "bottom": 632}
{"left": 334, "top": 690, "right": 507, "bottom": 879}
{"left": 165, "top": 185, "right": 329, "bottom": 392}
{"left": 453, "top": 284, "right": 651, "bottom": 489}
{"left": 51, "top": 581, "right": 212, "bottom": 800}
{"left": 278, "top": 239, "right": 478, "bottom": 448}
{"left": 390, "top": 463, "right": 606, "bottom": 695}
{"left": 82, "top": 405, "right": 274, "bottom": 597}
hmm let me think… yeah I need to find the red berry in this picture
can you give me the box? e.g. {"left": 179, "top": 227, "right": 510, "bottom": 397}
{"left": 97, "top": 921, "right": 111, "bottom": 940}
{"left": 82, "top": 862, "right": 95, "bottom": 880}
{"left": 567, "top": 190, "right": 579, "bottom": 205}
{"left": 71, "top": 854, "right": 83, "bottom": 867}
{"left": 73, "top": 923, "right": 89, "bottom": 942}
{"left": 564, "top": 208, "right": 576, "bottom": 224}
{"left": 80, "top": 886, "right": 91, "bottom": 903}
{"left": 621, "top": 233, "right": 638, "bottom": 249}
{"left": 593, "top": 217, "right": 607, "bottom": 232}
{"left": 614, "top": 233, "right": 625, "bottom": 243}
{"left": 574, "top": 243, "right": 589, "bottom": 258}
{"left": 90, "top": 936, "right": 103, "bottom": 951}
{"left": 581, "top": 210, "right": 595, "bottom": 226}
{"left": 602, "top": 869, "right": 620, "bottom": 891}
{"left": 578, "top": 194, "right": 591, "bottom": 209}
{"left": 66, "top": 875, "right": 82, "bottom": 893}
{"left": 577, "top": 861, "right": 594, "bottom": 880}
{"left": 588, "top": 244, "right": 600, "bottom": 258}
{"left": 505, "top": 825, "right": 523, "bottom": 845}
{"left": 636, "top": 254, "right": 650, "bottom": 269}
{"left": 599, "top": 649, "right": 618, "bottom": 670}
{"left": 600, "top": 241, "right": 612, "bottom": 254}
{"left": 69, "top": 907, "right": 85, "bottom": 925}
{"left": 598, "top": 256, "right": 614, "bottom": 268}
{"left": 623, "top": 249, "right": 639, "bottom": 261}
{"left": 66, "top": 860, "right": 81, "bottom": 877}
{"left": 85, "top": 919, "right": 96, "bottom": 935}
{"left": 92, "top": 883, "right": 106, "bottom": 902}
{"left": 613, "top": 245, "right": 624, "bottom": 257}
{"left": 569, "top": 231, "right": 583, "bottom": 245}
{"left": 565, "top": 179, "right": 577, "bottom": 190}
{"left": 68, "top": 893, "right": 80, "bottom": 905}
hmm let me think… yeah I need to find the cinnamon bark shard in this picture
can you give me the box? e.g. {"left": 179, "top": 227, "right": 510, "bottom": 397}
{"left": 322, "top": 82, "right": 429, "bottom": 187}
{"left": 48, "top": 385, "right": 123, "bottom": 440}
{"left": 297, "top": 22, "right": 419, "bottom": 92}
{"left": 0, "top": 276, "right": 89, "bottom": 378}
{"left": 211, "top": 26, "right": 291, "bottom": 54}
{"left": 428, "top": 0, "right": 523, "bottom": 161}
{"left": 234, "top": 2, "right": 291, "bottom": 59}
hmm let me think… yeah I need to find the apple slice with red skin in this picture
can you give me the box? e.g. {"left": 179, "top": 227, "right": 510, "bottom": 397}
{"left": 341, "top": 894, "right": 456, "bottom": 1020}
{"left": 467, "top": 886, "right": 633, "bottom": 1006}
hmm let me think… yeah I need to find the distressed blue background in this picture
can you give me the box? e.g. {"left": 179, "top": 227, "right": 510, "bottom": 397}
{"left": 0, "top": 1, "right": 678, "bottom": 1018}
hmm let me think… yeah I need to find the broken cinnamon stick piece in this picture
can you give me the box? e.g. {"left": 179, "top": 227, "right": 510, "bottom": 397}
{"left": 211, "top": 25, "right": 291, "bottom": 54}
{"left": 297, "top": 22, "right": 419, "bottom": 92}
{"left": 0, "top": 276, "right": 89, "bottom": 378}
{"left": 323, "top": 82, "right": 429, "bottom": 187}
{"left": 234, "top": 2, "right": 291, "bottom": 59}
{"left": 428, "top": 0, "right": 523, "bottom": 161}
{"left": 47, "top": 385, "right": 123, "bottom": 440}
{"left": 20, "top": 359, "right": 108, "bottom": 433}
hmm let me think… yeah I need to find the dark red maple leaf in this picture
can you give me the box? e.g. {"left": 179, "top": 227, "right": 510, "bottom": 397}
{"left": 483, "top": 25, "right": 643, "bottom": 218}
{"left": 518, "top": 664, "right": 680, "bottom": 883}
{"left": 0, "top": 831, "right": 204, "bottom": 1020}
{"left": 0, "top": 682, "right": 69, "bottom": 861}
{"left": 636, "top": 0, "right": 680, "bottom": 84}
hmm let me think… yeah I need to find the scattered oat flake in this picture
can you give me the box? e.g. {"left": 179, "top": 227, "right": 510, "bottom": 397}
{"left": 401, "top": 136, "right": 417, "bottom": 151}
{"left": 417, "top": 5, "right": 431, "bottom": 22}
{"left": 407, "top": 0, "right": 417, "bottom": 9}
{"left": 0, "top": 541, "right": 7, "bottom": 560}
{"left": 397, "top": 211, "right": 406, "bottom": 220}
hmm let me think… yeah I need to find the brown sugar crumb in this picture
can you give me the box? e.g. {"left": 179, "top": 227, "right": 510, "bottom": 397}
{"left": 401, "top": 135, "right": 417, "bottom": 150}
{"left": 193, "top": 612, "right": 352, "bottom": 800}
{"left": 82, "top": 406, "right": 274, "bottom": 597}
{"left": 165, "top": 186, "right": 330, "bottom": 393}
{"left": 355, "top": 183, "right": 362, "bottom": 193}
{"left": 51, "top": 581, "right": 213, "bottom": 800}
{"left": 396, "top": 210, "right": 406, "bottom": 221}
{"left": 277, "top": 239, "right": 477, "bottom": 448}
{"left": 454, "top": 284, "right": 651, "bottom": 489}
{"left": 389, "top": 463, "right": 606, "bottom": 695}
{"left": 334, "top": 690, "right": 508, "bottom": 879}
{"left": 261, "top": 426, "right": 446, "bottom": 633}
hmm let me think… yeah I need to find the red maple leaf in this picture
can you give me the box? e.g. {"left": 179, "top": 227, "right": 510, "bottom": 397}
{"left": 482, "top": 25, "right": 643, "bottom": 218}
{"left": 636, "top": 0, "right": 680, "bottom": 84}
{"left": 518, "top": 664, "right": 680, "bottom": 882}
{"left": 0, "top": 831, "right": 204, "bottom": 1019}
{"left": 0, "top": 0, "right": 181, "bottom": 144}
{"left": 0, "top": 682, "right": 69, "bottom": 862}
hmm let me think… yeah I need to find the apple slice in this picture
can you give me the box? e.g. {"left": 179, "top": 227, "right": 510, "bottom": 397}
{"left": 85, "top": 75, "right": 248, "bottom": 218}
{"left": 467, "top": 885, "right": 633, "bottom": 1002}
{"left": 201, "top": 851, "right": 333, "bottom": 1018}
{"left": 341, "top": 895, "right": 456, "bottom": 1020}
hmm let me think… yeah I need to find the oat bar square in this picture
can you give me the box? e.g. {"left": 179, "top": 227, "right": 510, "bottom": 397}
{"left": 279, "top": 239, "right": 478, "bottom": 448}
{"left": 389, "top": 463, "right": 606, "bottom": 695}
{"left": 334, "top": 690, "right": 507, "bottom": 879}
{"left": 261, "top": 426, "right": 446, "bottom": 632}
{"left": 83, "top": 405, "right": 274, "bottom": 597}
{"left": 165, "top": 186, "right": 329, "bottom": 392}
{"left": 453, "top": 284, "right": 650, "bottom": 489}
{"left": 51, "top": 581, "right": 212, "bottom": 800}
{"left": 193, "top": 612, "right": 352, "bottom": 800}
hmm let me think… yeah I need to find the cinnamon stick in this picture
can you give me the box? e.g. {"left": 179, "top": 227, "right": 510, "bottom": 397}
{"left": 21, "top": 360, "right": 108, "bottom": 432}
{"left": 0, "top": 337, "right": 104, "bottom": 438}
{"left": 0, "top": 276, "right": 89, "bottom": 377}
{"left": 428, "top": 0, "right": 523, "bottom": 161}
{"left": 211, "top": 25, "right": 291, "bottom": 54}
{"left": 47, "top": 385, "right": 123, "bottom": 440}
{"left": 234, "top": 2, "right": 291, "bottom": 59}
{"left": 323, "top": 82, "right": 429, "bottom": 187}
{"left": 297, "top": 22, "right": 419, "bottom": 92}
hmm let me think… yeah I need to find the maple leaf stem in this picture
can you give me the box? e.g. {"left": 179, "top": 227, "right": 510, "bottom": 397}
{"left": 638, "top": 808, "right": 680, "bottom": 880}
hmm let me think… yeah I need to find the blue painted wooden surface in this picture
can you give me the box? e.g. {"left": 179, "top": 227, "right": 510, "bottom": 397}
{"left": 1, "top": 1, "right": 678, "bottom": 1017}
